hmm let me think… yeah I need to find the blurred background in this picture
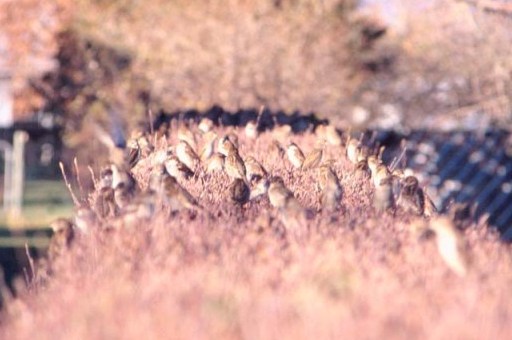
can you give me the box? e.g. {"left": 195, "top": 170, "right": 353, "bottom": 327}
{"left": 0, "top": 0, "right": 511, "bottom": 283}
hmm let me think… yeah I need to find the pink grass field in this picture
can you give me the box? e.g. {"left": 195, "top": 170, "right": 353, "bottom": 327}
{"left": 1, "top": 125, "right": 512, "bottom": 340}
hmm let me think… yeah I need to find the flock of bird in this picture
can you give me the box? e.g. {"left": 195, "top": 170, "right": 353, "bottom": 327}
{"left": 48, "top": 117, "right": 471, "bottom": 277}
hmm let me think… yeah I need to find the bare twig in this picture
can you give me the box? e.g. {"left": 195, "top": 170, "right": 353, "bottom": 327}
{"left": 59, "top": 162, "right": 80, "bottom": 206}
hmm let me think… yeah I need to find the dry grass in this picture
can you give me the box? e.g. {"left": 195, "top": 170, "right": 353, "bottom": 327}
{"left": 1, "top": 123, "right": 512, "bottom": 339}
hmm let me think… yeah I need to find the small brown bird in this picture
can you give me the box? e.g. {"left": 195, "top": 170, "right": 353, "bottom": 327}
{"left": 98, "top": 167, "right": 113, "bottom": 189}
{"left": 286, "top": 143, "right": 305, "bottom": 169}
{"left": 114, "top": 182, "right": 134, "bottom": 210}
{"left": 367, "top": 155, "right": 380, "bottom": 178}
{"left": 346, "top": 138, "right": 360, "bottom": 165}
{"left": 270, "top": 140, "right": 286, "bottom": 159}
{"left": 429, "top": 216, "right": 469, "bottom": 277}
{"left": 302, "top": 147, "right": 323, "bottom": 170}
{"left": 74, "top": 207, "right": 97, "bottom": 233}
{"left": 374, "top": 176, "right": 395, "bottom": 212}
{"left": 198, "top": 118, "right": 214, "bottom": 134}
{"left": 111, "top": 164, "right": 137, "bottom": 193}
{"left": 163, "top": 175, "right": 201, "bottom": 211}
{"left": 224, "top": 149, "right": 249, "bottom": 184}
{"left": 205, "top": 153, "right": 225, "bottom": 173}
{"left": 245, "top": 120, "right": 259, "bottom": 139}
{"left": 165, "top": 155, "right": 194, "bottom": 181}
{"left": 95, "top": 186, "right": 117, "bottom": 218}
{"left": 244, "top": 156, "right": 268, "bottom": 184}
{"left": 355, "top": 160, "right": 371, "bottom": 179}
{"left": 316, "top": 125, "right": 342, "bottom": 146}
{"left": 318, "top": 164, "right": 343, "bottom": 211}
{"left": 199, "top": 131, "right": 217, "bottom": 161}
{"left": 397, "top": 176, "right": 425, "bottom": 216}
{"left": 373, "top": 164, "right": 391, "bottom": 187}
{"left": 229, "top": 178, "right": 251, "bottom": 205}
{"left": 177, "top": 124, "right": 197, "bottom": 150}
{"left": 218, "top": 135, "right": 238, "bottom": 156}
{"left": 268, "top": 177, "right": 306, "bottom": 231}
{"left": 250, "top": 177, "right": 269, "bottom": 200}
{"left": 48, "top": 218, "right": 75, "bottom": 261}
{"left": 176, "top": 140, "right": 200, "bottom": 171}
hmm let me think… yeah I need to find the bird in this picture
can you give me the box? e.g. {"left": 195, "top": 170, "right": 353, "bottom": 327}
{"left": 367, "top": 155, "right": 380, "bottom": 178}
{"left": 316, "top": 124, "right": 342, "bottom": 146}
{"left": 218, "top": 135, "right": 238, "bottom": 157}
{"left": 373, "top": 164, "right": 391, "bottom": 187}
{"left": 318, "top": 164, "right": 343, "bottom": 211}
{"left": 163, "top": 175, "right": 201, "bottom": 211}
{"left": 176, "top": 140, "right": 200, "bottom": 171}
{"left": 250, "top": 177, "right": 269, "bottom": 200}
{"left": 95, "top": 186, "right": 117, "bottom": 218}
{"left": 244, "top": 156, "right": 268, "bottom": 184}
{"left": 286, "top": 143, "right": 305, "bottom": 169}
{"left": 111, "top": 164, "right": 137, "bottom": 194}
{"left": 165, "top": 155, "right": 194, "bottom": 181}
{"left": 177, "top": 124, "right": 197, "bottom": 150}
{"left": 397, "top": 176, "right": 425, "bottom": 216}
{"left": 346, "top": 137, "right": 360, "bottom": 165}
{"left": 374, "top": 176, "right": 395, "bottom": 212}
{"left": 199, "top": 131, "right": 217, "bottom": 161}
{"left": 302, "top": 147, "right": 323, "bottom": 170}
{"left": 267, "top": 176, "right": 296, "bottom": 209}
{"left": 74, "top": 207, "right": 97, "bottom": 233}
{"left": 229, "top": 178, "right": 250, "bottom": 205}
{"left": 245, "top": 120, "right": 259, "bottom": 139}
{"left": 114, "top": 182, "right": 134, "bottom": 210}
{"left": 205, "top": 153, "right": 225, "bottom": 173}
{"left": 268, "top": 177, "right": 306, "bottom": 232}
{"left": 98, "top": 166, "right": 113, "bottom": 189}
{"left": 48, "top": 218, "right": 75, "bottom": 261}
{"left": 198, "top": 118, "right": 214, "bottom": 134}
{"left": 355, "top": 159, "right": 371, "bottom": 179}
{"left": 429, "top": 216, "right": 469, "bottom": 277}
{"left": 270, "top": 140, "right": 286, "bottom": 159}
{"left": 224, "top": 148, "right": 249, "bottom": 184}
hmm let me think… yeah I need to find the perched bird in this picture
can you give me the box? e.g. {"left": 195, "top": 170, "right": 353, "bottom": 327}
{"left": 244, "top": 156, "right": 268, "bottom": 184}
{"left": 318, "top": 164, "right": 343, "bottom": 211}
{"left": 114, "top": 182, "right": 134, "bottom": 210}
{"left": 95, "top": 186, "right": 117, "bottom": 218}
{"left": 346, "top": 137, "right": 360, "bottom": 165}
{"left": 163, "top": 175, "right": 201, "bottom": 211}
{"left": 250, "top": 177, "right": 269, "bottom": 200}
{"left": 429, "top": 216, "right": 469, "bottom": 277}
{"left": 199, "top": 131, "right": 217, "bottom": 161}
{"left": 367, "top": 155, "right": 380, "bottom": 178}
{"left": 286, "top": 143, "right": 305, "bottom": 169}
{"left": 165, "top": 155, "right": 194, "bottom": 181}
{"left": 268, "top": 177, "right": 306, "bottom": 231}
{"left": 373, "top": 164, "right": 391, "bottom": 187}
{"left": 267, "top": 176, "right": 296, "bottom": 209}
{"left": 98, "top": 167, "right": 113, "bottom": 189}
{"left": 198, "top": 118, "right": 214, "bottom": 134}
{"left": 397, "top": 176, "right": 425, "bottom": 216}
{"left": 218, "top": 135, "right": 238, "bottom": 157}
{"left": 224, "top": 148, "right": 249, "bottom": 184}
{"left": 177, "top": 124, "right": 197, "bottom": 150}
{"left": 48, "top": 218, "right": 75, "bottom": 261}
{"left": 316, "top": 124, "right": 342, "bottom": 146}
{"left": 205, "top": 153, "right": 225, "bottom": 173}
{"left": 355, "top": 160, "right": 371, "bottom": 179}
{"left": 374, "top": 176, "right": 395, "bottom": 212}
{"left": 270, "top": 140, "right": 286, "bottom": 159}
{"left": 302, "top": 147, "right": 323, "bottom": 170}
{"left": 111, "top": 164, "right": 137, "bottom": 193}
{"left": 74, "top": 207, "right": 97, "bottom": 233}
{"left": 229, "top": 178, "right": 251, "bottom": 205}
{"left": 245, "top": 120, "right": 259, "bottom": 139}
{"left": 176, "top": 140, "right": 200, "bottom": 171}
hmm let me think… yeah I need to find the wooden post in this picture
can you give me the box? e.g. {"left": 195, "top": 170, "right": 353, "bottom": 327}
{"left": 0, "top": 141, "right": 13, "bottom": 211}
{"left": 10, "top": 130, "right": 28, "bottom": 216}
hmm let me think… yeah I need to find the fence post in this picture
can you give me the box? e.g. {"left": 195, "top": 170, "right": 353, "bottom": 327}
{"left": 10, "top": 130, "right": 28, "bottom": 216}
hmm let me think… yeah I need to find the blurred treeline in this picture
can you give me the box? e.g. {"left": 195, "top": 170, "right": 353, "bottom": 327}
{"left": 1, "top": 0, "right": 512, "bottom": 163}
